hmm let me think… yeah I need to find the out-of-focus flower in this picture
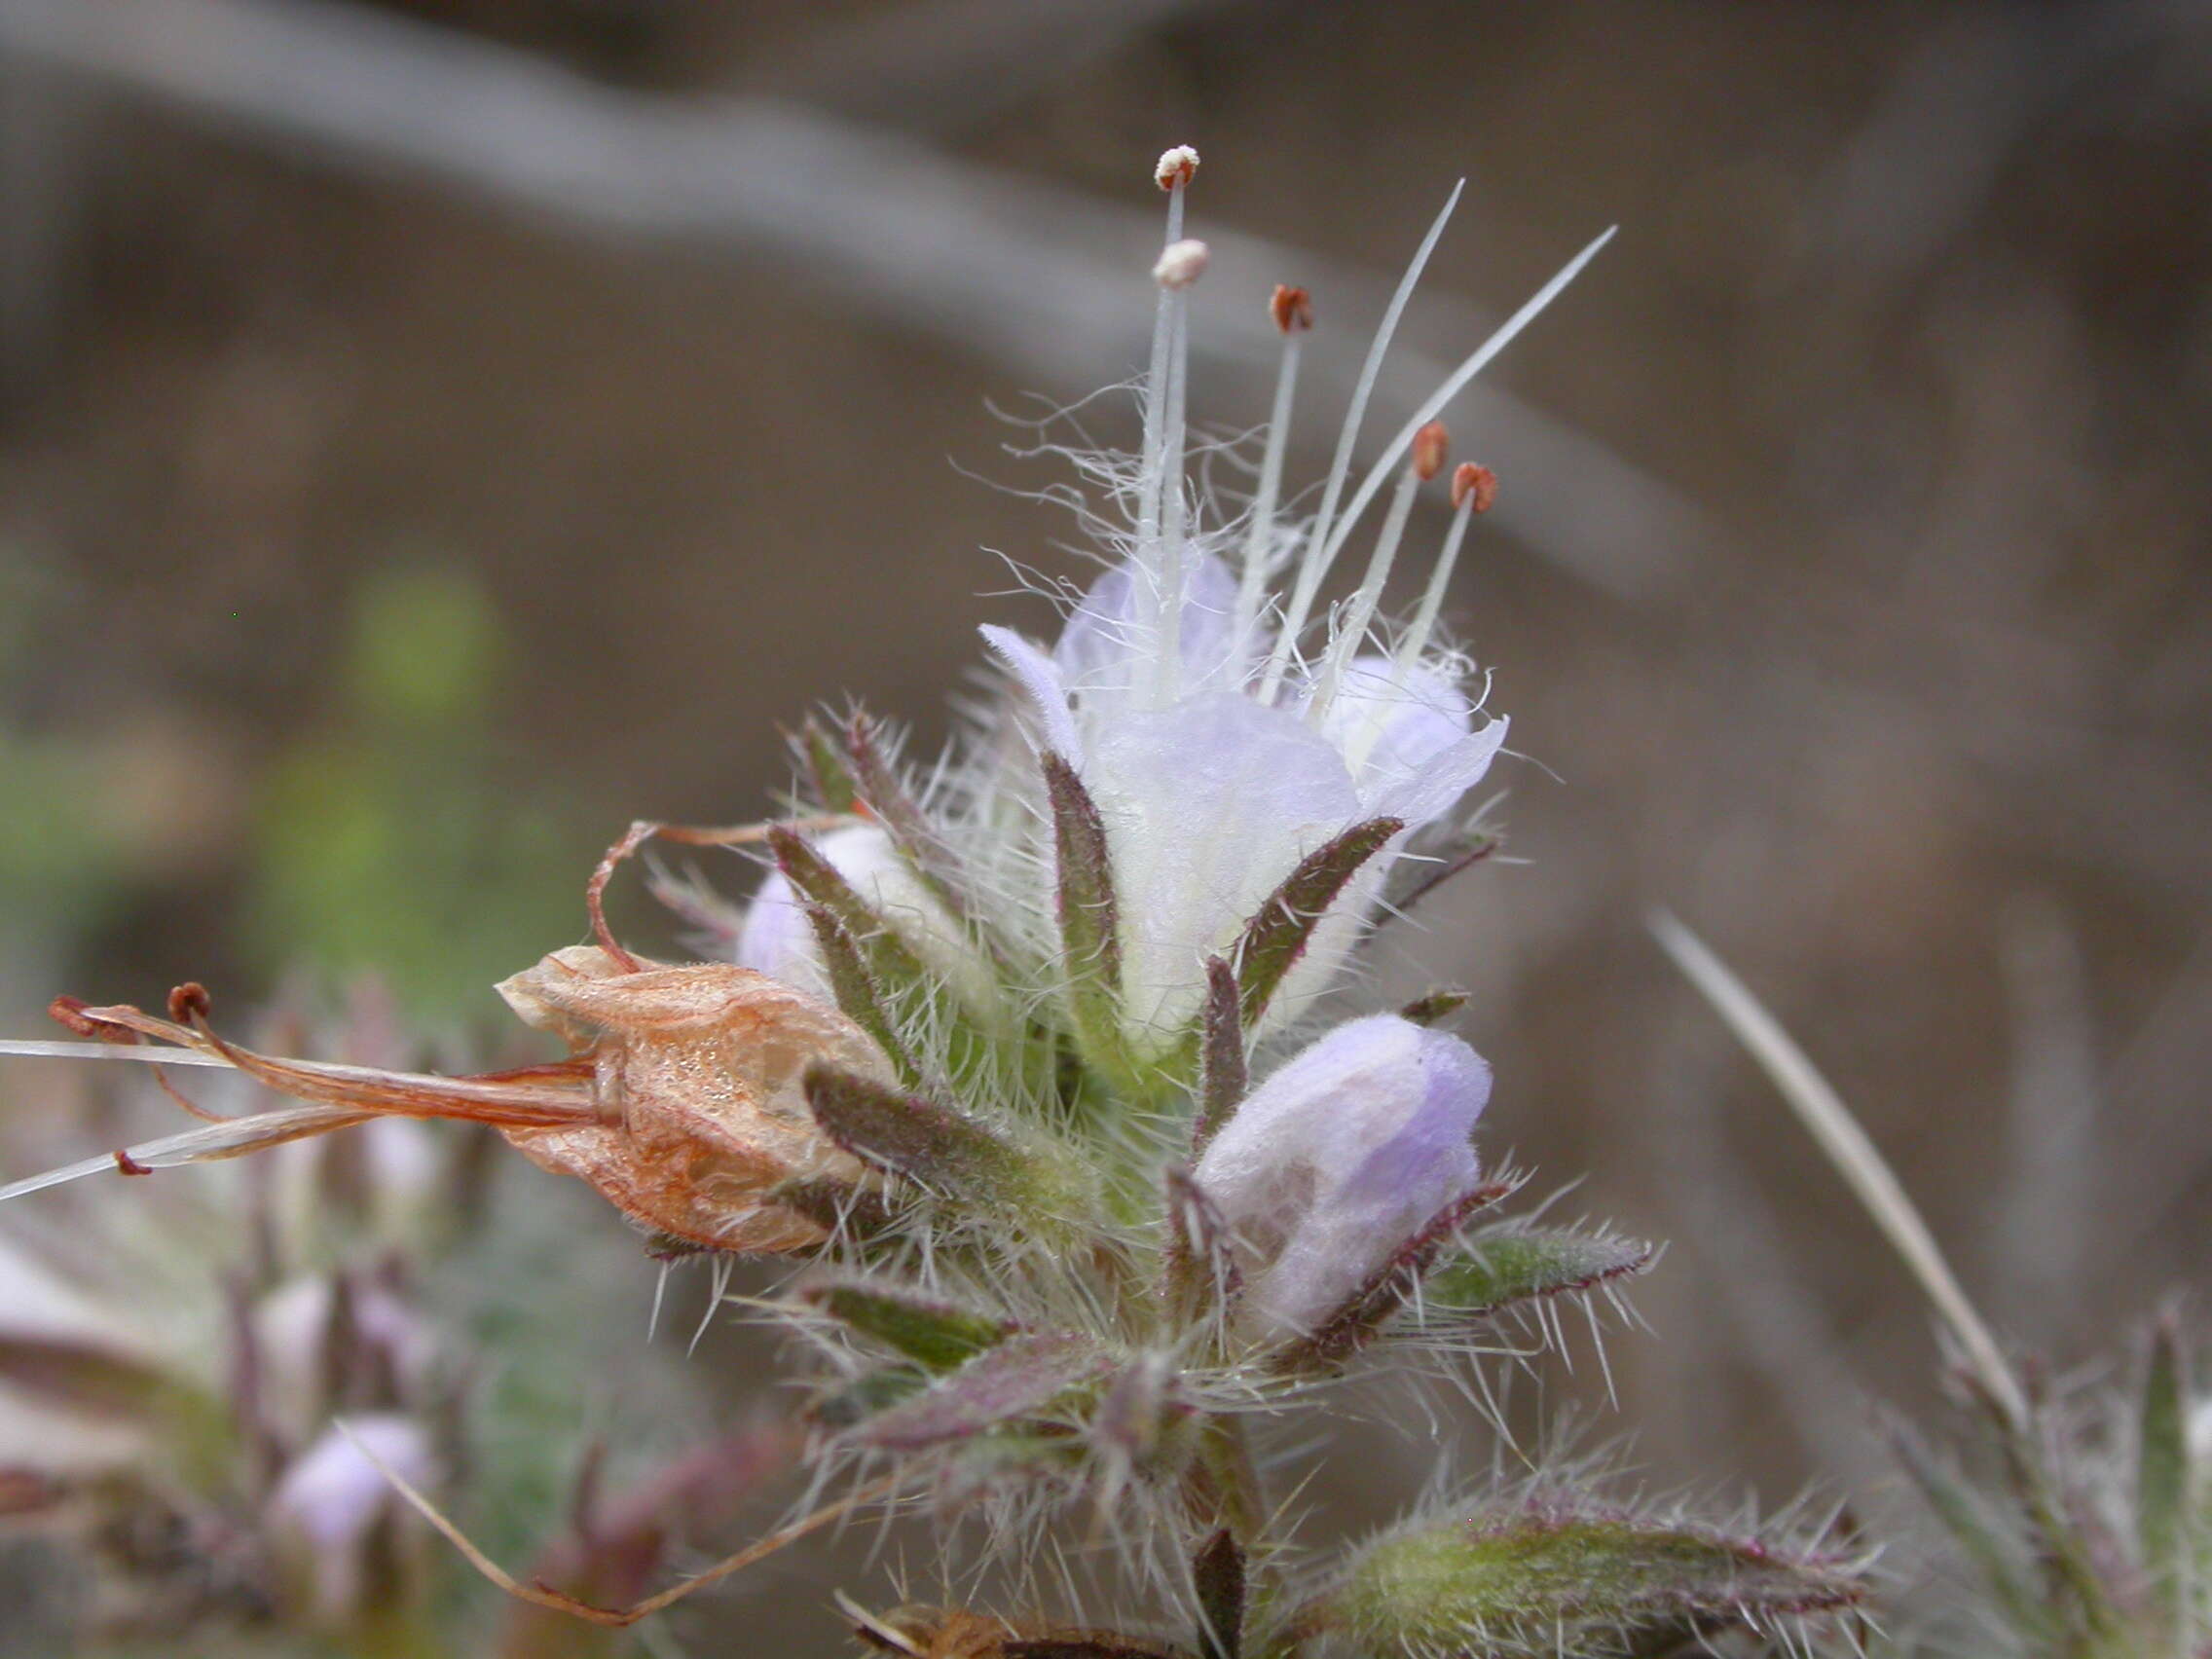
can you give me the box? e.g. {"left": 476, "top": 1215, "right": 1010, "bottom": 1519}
{"left": 1194, "top": 1014, "right": 1492, "bottom": 1344}
{"left": 265, "top": 1413, "right": 436, "bottom": 1624}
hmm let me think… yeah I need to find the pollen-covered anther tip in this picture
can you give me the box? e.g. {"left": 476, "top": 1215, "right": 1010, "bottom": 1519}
{"left": 1270, "top": 283, "right": 1313, "bottom": 334}
{"left": 1153, "top": 238, "right": 1210, "bottom": 290}
{"left": 1414, "top": 421, "right": 1450, "bottom": 482}
{"left": 1154, "top": 144, "right": 1199, "bottom": 191}
{"left": 1452, "top": 461, "right": 1498, "bottom": 513}
{"left": 167, "top": 981, "right": 212, "bottom": 1025}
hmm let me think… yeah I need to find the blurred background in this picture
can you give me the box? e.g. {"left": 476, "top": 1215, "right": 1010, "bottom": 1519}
{"left": 1, "top": 0, "right": 2208, "bottom": 1651}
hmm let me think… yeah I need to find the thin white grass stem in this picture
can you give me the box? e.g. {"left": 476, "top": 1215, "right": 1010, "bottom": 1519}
{"left": 1312, "top": 228, "right": 1615, "bottom": 585}
{"left": 1259, "top": 182, "right": 1463, "bottom": 703}
{"left": 1650, "top": 909, "right": 2029, "bottom": 1432}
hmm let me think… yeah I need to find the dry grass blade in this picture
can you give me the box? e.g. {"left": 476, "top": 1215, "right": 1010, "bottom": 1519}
{"left": 1649, "top": 909, "right": 2029, "bottom": 1431}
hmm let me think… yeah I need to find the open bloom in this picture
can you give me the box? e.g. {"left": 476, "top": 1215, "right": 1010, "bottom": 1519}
{"left": 957, "top": 164, "right": 1604, "bottom": 1052}
{"left": 1194, "top": 1014, "right": 1492, "bottom": 1344}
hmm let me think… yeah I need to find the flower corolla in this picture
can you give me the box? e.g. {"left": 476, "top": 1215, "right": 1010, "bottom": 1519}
{"left": 1194, "top": 1014, "right": 1491, "bottom": 1344}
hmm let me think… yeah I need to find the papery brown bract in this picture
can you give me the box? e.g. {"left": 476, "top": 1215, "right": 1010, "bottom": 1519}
{"left": 496, "top": 946, "right": 886, "bottom": 1253}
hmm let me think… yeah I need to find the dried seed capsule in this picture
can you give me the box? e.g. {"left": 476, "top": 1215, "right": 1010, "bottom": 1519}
{"left": 496, "top": 946, "right": 886, "bottom": 1254}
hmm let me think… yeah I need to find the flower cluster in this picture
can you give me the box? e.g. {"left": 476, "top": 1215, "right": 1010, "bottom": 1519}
{"left": 0, "top": 147, "right": 1875, "bottom": 1655}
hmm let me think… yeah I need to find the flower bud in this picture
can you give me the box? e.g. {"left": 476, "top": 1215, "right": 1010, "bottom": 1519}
{"left": 496, "top": 946, "right": 885, "bottom": 1253}
{"left": 735, "top": 824, "right": 994, "bottom": 1014}
{"left": 1193, "top": 1014, "right": 1491, "bottom": 1344}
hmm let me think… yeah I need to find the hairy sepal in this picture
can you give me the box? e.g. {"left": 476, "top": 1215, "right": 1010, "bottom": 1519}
{"left": 843, "top": 710, "right": 981, "bottom": 932}
{"left": 844, "top": 1331, "right": 1116, "bottom": 1453}
{"left": 801, "top": 1279, "right": 1020, "bottom": 1372}
{"left": 1302, "top": 1497, "right": 1865, "bottom": 1656}
{"left": 1044, "top": 751, "right": 1128, "bottom": 1084}
{"left": 1417, "top": 1226, "right": 1656, "bottom": 1327}
{"left": 800, "top": 1063, "right": 1085, "bottom": 1219}
{"left": 1230, "top": 816, "right": 1403, "bottom": 1032}
{"left": 2136, "top": 1311, "right": 2195, "bottom": 1629}
{"left": 1267, "top": 1179, "right": 1515, "bottom": 1376}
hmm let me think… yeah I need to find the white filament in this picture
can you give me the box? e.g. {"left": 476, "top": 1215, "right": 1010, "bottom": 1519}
{"left": 1259, "top": 181, "right": 1464, "bottom": 704}
{"left": 1309, "top": 457, "right": 1423, "bottom": 720}
{"left": 1233, "top": 327, "right": 1304, "bottom": 647}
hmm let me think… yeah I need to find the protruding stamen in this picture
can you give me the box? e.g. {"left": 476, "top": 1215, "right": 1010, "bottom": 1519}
{"left": 1156, "top": 243, "right": 1201, "bottom": 705}
{"left": 1152, "top": 239, "right": 1209, "bottom": 289}
{"left": 1392, "top": 461, "right": 1493, "bottom": 684}
{"left": 1259, "top": 182, "right": 1466, "bottom": 704}
{"left": 1453, "top": 461, "right": 1498, "bottom": 515}
{"left": 1310, "top": 426, "right": 1446, "bottom": 719}
{"left": 1235, "top": 285, "right": 1312, "bottom": 647}
{"left": 1309, "top": 227, "right": 1613, "bottom": 593}
{"left": 1412, "top": 419, "right": 1450, "bottom": 482}
{"left": 1136, "top": 150, "right": 1198, "bottom": 703}
{"left": 1155, "top": 145, "right": 1200, "bottom": 191}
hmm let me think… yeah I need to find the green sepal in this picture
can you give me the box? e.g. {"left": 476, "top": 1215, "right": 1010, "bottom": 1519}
{"left": 1303, "top": 1498, "right": 1864, "bottom": 1656}
{"left": 846, "top": 1330, "right": 1114, "bottom": 1453}
{"left": 1043, "top": 751, "right": 1125, "bottom": 1076}
{"left": 2136, "top": 1310, "right": 2194, "bottom": 1626}
{"left": 799, "top": 903, "right": 924, "bottom": 1088}
{"left": 801, "top": 1063, "right": 1079, "bottom": 1214}
{"left": 788, "top": 713, "right": 861, "bottom": 814}
{"left": 1397, "top": 988, "right": 1468, "bottom": 1027}
{"left": 1231, "top": 816, "right": 1402, "bottom": 1030}
{"left": 1419, "top": 1226, "right": 1655, "bottom": 1323}
{"left": 1190, "top": 957, "right": 1245, "bottom": 1154}
{"left": 801, "top": 1279, "right": 1019, "bottom": 1372}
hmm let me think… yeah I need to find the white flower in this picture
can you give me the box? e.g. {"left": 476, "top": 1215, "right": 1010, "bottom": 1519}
{"left": 744, "top": 164, "right": 1605, "bottom": 1055}
{"left": 1194, "top": 1014, "right": 1492, "bottom": 1344}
